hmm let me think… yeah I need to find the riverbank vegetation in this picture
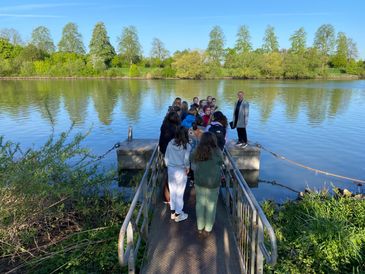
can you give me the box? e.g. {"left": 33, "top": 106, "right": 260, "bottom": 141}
{"left": 263, "top": 190, "right": 365, "bottom": 273}
{"left": 1, "top": 23, "right": 364, "bottom": 79}
{"left": 0, "top": 130, "right": 127, "bottom": 273}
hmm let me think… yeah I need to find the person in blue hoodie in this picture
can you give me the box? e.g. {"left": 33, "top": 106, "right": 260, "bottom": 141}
{"left": 181, "top": 107, "right": 197, "bottom": 129}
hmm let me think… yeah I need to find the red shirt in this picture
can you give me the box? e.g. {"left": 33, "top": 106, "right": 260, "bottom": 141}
{"left": 202, "top": 115, "right": 210, "bottom": 126}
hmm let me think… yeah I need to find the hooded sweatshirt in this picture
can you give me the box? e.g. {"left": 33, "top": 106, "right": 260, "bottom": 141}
{"left": 164, "top": 140, "right": 191, "bottom": 169}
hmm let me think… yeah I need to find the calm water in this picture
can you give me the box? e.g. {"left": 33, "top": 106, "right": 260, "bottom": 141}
{"left": 1, "top": 79, "right": 365, "bottom": 202}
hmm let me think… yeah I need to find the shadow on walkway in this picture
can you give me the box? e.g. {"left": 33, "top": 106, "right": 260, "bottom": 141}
{"left": 142, "top": 185, "right": 242, "bottom": 274}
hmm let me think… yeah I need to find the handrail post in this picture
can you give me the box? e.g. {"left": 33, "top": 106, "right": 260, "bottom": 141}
{"left": 127, "top": 222, "right": 135, "bottom": 274}
{"left": 128, "top": 126, "right": 133, "bottom": 142}
{"left": 143, "top": 178, "right": 149, "bottom": 237}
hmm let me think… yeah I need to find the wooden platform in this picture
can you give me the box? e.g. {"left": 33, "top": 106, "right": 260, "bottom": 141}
{"left": 141, "top": 186, "right": 243, "bottom": 274}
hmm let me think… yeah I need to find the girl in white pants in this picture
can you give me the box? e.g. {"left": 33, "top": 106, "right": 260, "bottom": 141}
{"left": 164, "top": 126, "right": 191, "bottom": 222}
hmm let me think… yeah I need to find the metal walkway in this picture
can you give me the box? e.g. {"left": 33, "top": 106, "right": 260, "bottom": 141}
{"left": 142, "top": 186, "right": 242, "bottom": 274}
{"left": 118, "top": 145, "right": 277, "bottom": 274}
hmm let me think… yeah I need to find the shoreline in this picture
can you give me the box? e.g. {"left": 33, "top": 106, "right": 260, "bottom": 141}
{"left": 0, "top": 75, "right": 362, "bottom": 81}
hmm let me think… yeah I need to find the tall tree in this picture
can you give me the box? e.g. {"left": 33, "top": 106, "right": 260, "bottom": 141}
{"left": 89, "top": 22, "right": 115, "bottom": 66}
{"left": 332, "top": 32, "right": 348, "bottom": 67}
{"left": 0, "top": 28, "right": 23, "bottom": 45}
{"left": 235, "top": 25, "right": 252, "bottom": 54}
{"left": 206, "top": 25, "right": 225, "bottom": 63}
{"left": 313, "top": 24, "right": 335, "bottom": 56}
{"left": 30, "top": 26, "right": 55, "bottom": 53}
{"left": 58, "top": 22, "right": 85, "bottom": 54}
{"left": 118, "top": 26, "right": 142, "bottom": 65}
{"left": 289, "top": 27, "right": 307, "bottom": 54}
{"left": 262, "top": 25, "right": 279, "bottom": 52}
{"left": 150, "top": 38, "right": 169, "bottom": 60}
{"left": 347, "top": 38, "right": 358, "bottom": 60}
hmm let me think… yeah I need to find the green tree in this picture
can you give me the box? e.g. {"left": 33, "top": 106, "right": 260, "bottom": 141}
{"left": 206, "top": 25, "right": 225, "bottom": 64}
{"left": 260, "top": 52, "right": 283, "bottom": 78}
{"left": 289, "top": 27, "right": 306, "bottom": 54}
{"left": 235, "top": 25, "right": 252, "bottom": 54}
{"left": 150, "top": 38, "right": 169, "bottom": 61}
{"left": 332, "top": 32, "right": 348, "bottom": 68}
{"left": 30, "top": 26, "right": 55, "bottom": 54}
{"left": 172, "top": 50, "right": 207, "bottom": 79}
{"left": 313, "top": 24, "right": 335, "bottom": 56}
{"left": 0, "top": 38, "right": 16, "bottom": 59}
{"left": 0, "top": 28, "right": 23, "bottom": 45}
{"left": 262, "top": 25, "right": 279, "bottom": 52}
{"left": 58, "top": 22, "right": 85, "bottom": 54}
{"left": 283, "top": 53, "right": 310, "bottom": 78}
{"left": 347, "top": 38, "right": 358, "bottom": 60}
{"left": 118, "top": 26, "right": 142, "bottom": 65}
{"left": 89, "top": 22, "right": 116, "bottom": 67}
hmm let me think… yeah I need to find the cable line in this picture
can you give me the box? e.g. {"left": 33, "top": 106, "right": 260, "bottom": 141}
{"left": 252, "top": 142, "right": 365, "bottom": 185}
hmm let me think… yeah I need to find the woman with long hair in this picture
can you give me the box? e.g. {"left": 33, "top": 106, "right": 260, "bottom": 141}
{"left": 159, "top": 111, "right": 181, "bottom": 204}
{"left": 164, "top": 126, "right": 191, "bottom": 222}
{"left": 190, "top": 132, "right": 223, "bottom": 236}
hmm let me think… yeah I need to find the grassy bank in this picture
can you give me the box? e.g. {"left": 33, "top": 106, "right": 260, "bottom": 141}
{"left": 263, "top": 191, "right": 365, "bottom": 273}
{"left": 0, "top": 130, "right": 129, "bottom": 273}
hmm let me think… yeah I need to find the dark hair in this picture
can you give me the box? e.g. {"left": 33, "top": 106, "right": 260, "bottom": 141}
{"left": 163, "top": 111, "right": 180, "bottom": 126}
{"left": 194, "top": 132, "right": 218, "bottom": 161}
{"left": 174, "top": 126, "right": 189, "bottom": 149}
{"left": 212, "top": 111, "right": 227, "bottom": 127}
{"left": 193, "top": 96, "right": 198, "bottom": 101}
{"left": 203, "top": 105, "right": 211, "bottom": 112}
{"left": 192, "top": 115, "right": 204, "bottom": 130}
{"left": 173, "top": 97, "right": 182, "bottom": 106}
{"left": 191, "top": 103, "right": 199, "bottom": 111}
{"left": 188, "top": 107, "right": 197, "bottom": 115}
{"left": 181, "top": 101, "right": 189, "bottom": 112}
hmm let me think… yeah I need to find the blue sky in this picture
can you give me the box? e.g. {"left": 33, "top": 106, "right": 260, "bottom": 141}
{"left": 1, "top": 0, "right": 364, "bottom": 58}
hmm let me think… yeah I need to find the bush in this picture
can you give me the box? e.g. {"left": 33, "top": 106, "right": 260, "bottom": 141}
{"left": 0, "top": 130, "right": 128, "bottom": 273}
{"left": 263, "top": 192, "right": 365, "bottom": 273}
{"left": 129, "top": 64, "right": 140, "bottom": 77}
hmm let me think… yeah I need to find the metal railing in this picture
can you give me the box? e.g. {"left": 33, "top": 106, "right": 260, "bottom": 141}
{"left": 117, "top": 144, "right": 165, "bottom": 273}
{"left": 221, "top": 148, "right": 277, "bottom": 274}
{"left": 117, "top": 139, "right": 277, "bottom": 273}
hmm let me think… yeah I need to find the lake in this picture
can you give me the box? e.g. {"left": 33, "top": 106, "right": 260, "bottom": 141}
{"left": 0, "top": 79, "right": 364, "bottom": 203}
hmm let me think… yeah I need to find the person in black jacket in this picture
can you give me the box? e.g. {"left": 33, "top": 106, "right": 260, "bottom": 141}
{"left": 207, "top": 111, "right": 228, "bottom": 151}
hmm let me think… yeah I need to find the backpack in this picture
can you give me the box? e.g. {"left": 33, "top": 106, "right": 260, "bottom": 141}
{"left": 208, "top": 124, "right": 226, "bottom": 150}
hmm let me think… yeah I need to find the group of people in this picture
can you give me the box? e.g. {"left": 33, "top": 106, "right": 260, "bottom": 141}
{"left": 158, "top": 91, "right": 249, "bottom": 237}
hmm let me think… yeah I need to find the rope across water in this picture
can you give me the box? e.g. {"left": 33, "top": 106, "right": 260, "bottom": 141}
{"left": 252, "top": 142, "right": 365, "bottom": 186}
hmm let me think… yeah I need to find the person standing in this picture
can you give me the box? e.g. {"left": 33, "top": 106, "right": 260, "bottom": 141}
{"left": 159, "top": 111, "right": 181, "bottom": 204}
{"left": 164, "top": 126, "right": 191, "bottom": 222}
{"left": 190, "top": 132, "right": 223, "bottom": 236}
{"left": 232, "top": 91, "right": 249, "bottom": 148}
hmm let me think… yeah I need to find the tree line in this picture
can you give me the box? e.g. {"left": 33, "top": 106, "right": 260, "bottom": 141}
{"left": 0, "top": 22, "right": 364, "bottom": 79}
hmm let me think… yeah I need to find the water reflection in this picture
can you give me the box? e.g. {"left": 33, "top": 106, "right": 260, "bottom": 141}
{"left": 0, "top": 80, "right": 358, "bottom": 127}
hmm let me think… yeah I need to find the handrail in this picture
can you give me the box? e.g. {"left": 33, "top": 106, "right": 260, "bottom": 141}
{"left": 117, "top": 140, "right": 277, "bottom": 273}
{"left": 117, "top": 144, "right": 164, "bottom": 273}
{"left": 221, "top": 148, "right": 277, "bottom": 273}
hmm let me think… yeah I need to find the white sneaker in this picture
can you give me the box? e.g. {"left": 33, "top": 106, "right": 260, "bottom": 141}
{"left": 241, "top": 143, "right": 248, "bottom": 148}
{"left": 171, "top": 213, "right": 176, "bottom": 220}
{"left": 174, "top": 212, "right": 188, "bottom": 222}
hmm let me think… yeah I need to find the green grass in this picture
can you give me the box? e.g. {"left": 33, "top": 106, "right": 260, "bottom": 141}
{"left": 263, "top": 192, "right": 365, "bottom": 273}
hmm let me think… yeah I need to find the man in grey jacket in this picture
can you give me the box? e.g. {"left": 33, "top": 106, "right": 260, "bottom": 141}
{"left": 232, "top": 91, "right": 249, "bottom": 148}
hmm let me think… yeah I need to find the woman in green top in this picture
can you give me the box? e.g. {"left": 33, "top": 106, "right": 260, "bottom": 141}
{"left": 190, "top": 132, "right": 224, "bottom": 236}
